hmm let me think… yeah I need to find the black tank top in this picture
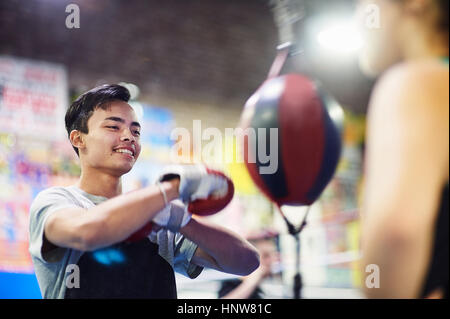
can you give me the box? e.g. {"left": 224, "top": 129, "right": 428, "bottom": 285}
{"left": 64, "top": 238, "right": 177, "bottom": 298}
{"left": 421, "top": 183, "right": 449, "bottom": 298}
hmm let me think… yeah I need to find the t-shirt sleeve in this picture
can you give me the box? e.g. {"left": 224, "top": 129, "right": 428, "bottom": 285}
{"left": 173, "top": 233, "right": 203, "bottom": 279}
{"left": 28, "top": 188, "right": 80, "bottom": 263}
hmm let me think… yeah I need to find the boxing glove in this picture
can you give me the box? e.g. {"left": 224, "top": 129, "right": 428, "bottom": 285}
{"left": 158, "top": 164, "right": 234, "bottom": 216}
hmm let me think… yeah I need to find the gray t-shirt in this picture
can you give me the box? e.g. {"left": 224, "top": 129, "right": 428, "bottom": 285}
{"left": 29, "top": 185, "right": 202, "bottom": 299}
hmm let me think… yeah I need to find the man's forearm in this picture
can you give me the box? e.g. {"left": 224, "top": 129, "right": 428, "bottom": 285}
{"left": 180, "top": 218, "right": 260, "bottom": 276}
{"left": 85, "top": 180, "right": 179, "bottom": 250}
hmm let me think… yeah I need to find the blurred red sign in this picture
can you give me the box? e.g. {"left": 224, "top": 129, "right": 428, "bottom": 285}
{"left": 0, "top": 56, "right": 68, "bottom": 140}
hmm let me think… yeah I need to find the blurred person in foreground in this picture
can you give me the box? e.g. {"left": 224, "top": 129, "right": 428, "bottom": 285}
{"left": 355, "top": 0, "right": 448, "bottom": 298}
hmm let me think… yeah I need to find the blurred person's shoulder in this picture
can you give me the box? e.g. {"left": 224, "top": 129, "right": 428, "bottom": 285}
{"left": 369, "top": 59, "right": 449, "bottom": 120}
{"left": 384, "top": 58, "right": 447, "bottom": 81}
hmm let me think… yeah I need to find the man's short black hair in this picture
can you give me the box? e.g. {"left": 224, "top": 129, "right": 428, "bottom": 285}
{"left": 65, "top": 84, "right": 131, "bottom": 156}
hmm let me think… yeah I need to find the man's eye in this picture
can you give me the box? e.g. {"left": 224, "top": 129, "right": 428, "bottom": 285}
{"left": 106, "top": 126, "right": 119, "bottom": 129}
{"left": 134, "top": 130, "right": 141, "bottom": 136}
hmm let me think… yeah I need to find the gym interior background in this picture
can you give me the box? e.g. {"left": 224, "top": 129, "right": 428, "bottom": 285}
{"left": 0, "top": 0, "right": 375, "bottom": 299}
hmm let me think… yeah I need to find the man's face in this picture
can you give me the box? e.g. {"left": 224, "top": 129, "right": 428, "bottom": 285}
{"left": 78, "top": 100, "right": 142, "bottom": 177}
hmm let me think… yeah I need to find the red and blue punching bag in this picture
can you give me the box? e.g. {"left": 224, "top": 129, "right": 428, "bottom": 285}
{"left": 240, "top": 73, "right": 342, "bottom": 207}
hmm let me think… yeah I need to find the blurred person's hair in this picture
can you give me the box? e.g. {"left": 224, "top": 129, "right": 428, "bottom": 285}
{"left": 65, "top": 84, "right": 130, "bottom": 156}
{"left": 436, "top": 0, "right": 449, "bottom": 32}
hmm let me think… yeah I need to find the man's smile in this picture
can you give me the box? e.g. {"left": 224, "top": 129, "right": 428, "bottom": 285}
{"left": 113, "top": 146, "right": 136, "bottom": 159}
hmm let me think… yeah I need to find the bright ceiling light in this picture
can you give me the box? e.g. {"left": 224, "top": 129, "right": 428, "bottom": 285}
{"left": 316, "top": 21, "right": 362, "bottom": 54}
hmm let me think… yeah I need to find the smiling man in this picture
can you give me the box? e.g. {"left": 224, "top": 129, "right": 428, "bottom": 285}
{"left": 28, "top": 84, "right": 259, "bottom": 299}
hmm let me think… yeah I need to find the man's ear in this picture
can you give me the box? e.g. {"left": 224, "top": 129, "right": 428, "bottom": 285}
{"left": 69, "top": 130, "right": 85, "bottom": 151}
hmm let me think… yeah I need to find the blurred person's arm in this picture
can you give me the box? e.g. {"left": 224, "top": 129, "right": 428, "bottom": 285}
{"left": 361, "top": 62, "right": 449, "bottom": 298}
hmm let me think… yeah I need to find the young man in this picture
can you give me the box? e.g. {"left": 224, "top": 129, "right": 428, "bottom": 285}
{"left": 28, "top": 84, "right": 259, "bottom": 299}
{"left": 355, "top": 0, "right": 448, "bottom": 298}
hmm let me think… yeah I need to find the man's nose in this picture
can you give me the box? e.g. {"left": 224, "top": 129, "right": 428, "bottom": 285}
{"left": 120, "top": 128, "right": 135, "bottom": 142}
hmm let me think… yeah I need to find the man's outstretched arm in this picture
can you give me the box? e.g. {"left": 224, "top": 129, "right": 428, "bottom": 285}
{"left": 180, "top": 217, "right": 260, "bottom": 276}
